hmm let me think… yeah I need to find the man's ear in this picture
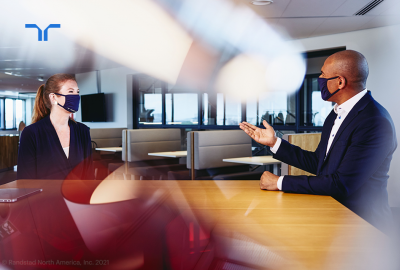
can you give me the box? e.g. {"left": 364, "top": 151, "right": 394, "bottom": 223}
{"left": 338, "top": 76, "right": 346, "bottom": 89}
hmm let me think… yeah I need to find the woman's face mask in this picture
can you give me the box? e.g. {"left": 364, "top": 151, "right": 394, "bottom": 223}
{"left": 54, "top": 93, "right": 80, "bottom": 113}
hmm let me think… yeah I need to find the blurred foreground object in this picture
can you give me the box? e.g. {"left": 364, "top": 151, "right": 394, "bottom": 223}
{"left": 24, "top": 0, "right": 305, "bottom": 100}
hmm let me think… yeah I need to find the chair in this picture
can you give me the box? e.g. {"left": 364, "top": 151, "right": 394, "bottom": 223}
{"left": 280, "top": 133, "right": 321, "bottom": 176}
{"left": 275, "top": 112, "right": 284, "bottom": 125}
{"left": 168, "top": 130, "right": 263, "bottom": 180}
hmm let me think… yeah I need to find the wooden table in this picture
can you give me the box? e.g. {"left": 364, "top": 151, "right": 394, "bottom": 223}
{"left": 148, "top": 150, "right": 187, "bottom": 158}
{"left": 95, "top": 147, "right": 122, "bottom": 152}
{"left": 0, "top": 180, "right": 393, "bottom": 270}
{"left": 223, "top": 156, "right": 281, "bottom": 175}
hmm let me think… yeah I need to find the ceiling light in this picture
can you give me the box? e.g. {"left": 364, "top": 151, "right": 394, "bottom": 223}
{"left": 251, "top": 0, "right": 273, "bottom": 5}
{"left": 5, "top": 72, "right": 12, "bottom": 75}
{"left": 38, "top": 76, "right": 44, "bottom": 81}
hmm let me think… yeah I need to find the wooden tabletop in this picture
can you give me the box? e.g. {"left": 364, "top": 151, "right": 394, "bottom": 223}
{"left": 95, "top": 147, "right": 123, "bottom": 152}
{"left": 0, "top": 180, "right": 392, "bottom": 270}
{"left": 148, "top": 150, "right": 187, "bottom": 158}
{"left": 223, "top": 156, "right": 281, "bottom": 166}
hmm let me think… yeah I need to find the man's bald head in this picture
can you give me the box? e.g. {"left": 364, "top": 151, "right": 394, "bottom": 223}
{"left": 326, "top": 50, "right": 369, "bottom": 90}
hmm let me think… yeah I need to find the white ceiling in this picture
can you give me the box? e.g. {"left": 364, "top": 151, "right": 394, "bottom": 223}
{"left": 1, "top": 0, "right": 400, "bottom": 93}
{"left": 248, "top": 0, "right": 400, "bottom": 39}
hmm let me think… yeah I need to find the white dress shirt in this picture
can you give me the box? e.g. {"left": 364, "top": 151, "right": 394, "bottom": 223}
{"left": 63, "top": 146, "right": 70, "bottom": 159}
{"left": 271, "top": 89, "right": 368, "bottom": 190}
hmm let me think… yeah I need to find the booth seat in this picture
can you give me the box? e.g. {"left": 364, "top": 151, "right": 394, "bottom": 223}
{"left": 121, "top": 129, "right": 186, "bottom": 180}
{"left": 90, "top": 128, "right": 125, "bottom": 179}
{"left": 168, "top": 130, "right": 263, "bottom": 180}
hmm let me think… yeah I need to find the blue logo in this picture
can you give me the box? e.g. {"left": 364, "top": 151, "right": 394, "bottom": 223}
{"left": 25, "top": 24, "right": 61, "bottom": 41}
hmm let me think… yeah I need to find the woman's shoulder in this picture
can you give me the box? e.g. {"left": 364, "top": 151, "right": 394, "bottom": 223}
{"left": 22, "top": 117, "right": 46, "bottom": 135}
{"left": 70, "top": 119, "right": 90, "bottom": 134}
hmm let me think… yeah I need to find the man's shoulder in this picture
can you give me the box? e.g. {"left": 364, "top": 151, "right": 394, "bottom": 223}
{"left": 363, "top": 96, "right": 393, "bottom": 123}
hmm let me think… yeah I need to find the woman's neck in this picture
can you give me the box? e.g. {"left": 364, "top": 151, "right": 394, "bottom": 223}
{"left": 49, "top": 110, "right": 70, "bottom": 130}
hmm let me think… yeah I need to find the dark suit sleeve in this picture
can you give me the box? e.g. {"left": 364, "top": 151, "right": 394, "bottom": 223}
{"left": 282, "top": 116, "right": 396, "bottom": 197}
{"left": 273, "top": 139, "right": 321, "bottom": 175}
{"left": 17, "top": 127, "right": 37, "bottom": 179}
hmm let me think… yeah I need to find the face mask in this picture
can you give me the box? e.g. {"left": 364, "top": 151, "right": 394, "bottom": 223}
{"left": 318, "top": 76, "right": 340, "bottom": 101}
{"left": 54, "top": 93, "right": 80, "bottom": 113}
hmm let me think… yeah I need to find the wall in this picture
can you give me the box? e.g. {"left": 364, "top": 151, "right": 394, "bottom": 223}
{"left": 290, "top": 24, "right": 400, "bottom": 207}
{"left": 306, "top": 56, "right": 328, "bottom": 75}
{"left": 75, "top": 67, "right": 138, "bottom": 129}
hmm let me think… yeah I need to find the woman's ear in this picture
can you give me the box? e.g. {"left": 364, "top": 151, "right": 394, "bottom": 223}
{"left": 49, "top": 93, "right": 57, "bottom": 105}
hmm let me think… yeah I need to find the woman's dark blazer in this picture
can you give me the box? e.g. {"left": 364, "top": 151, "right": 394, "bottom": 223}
{"left": 17, "top": 115, "right": 94, "bottom": 180}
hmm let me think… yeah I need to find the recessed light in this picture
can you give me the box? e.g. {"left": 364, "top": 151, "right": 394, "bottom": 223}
{"left": 251, "top": 0, "right": 273, "bottom": 5}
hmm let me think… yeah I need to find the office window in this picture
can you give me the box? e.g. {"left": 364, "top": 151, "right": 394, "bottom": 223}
{"left": 216, "top": 93, "right": 224, "bottom": 125}
{"left": 0, "top": 99, "right": 4, "bottom": 129}
{"left": 166, "top": 93, "right": 198, "bottom": 125}
{"left": 225, "top": 95, "right": 241, "bottom": 125}
{"left": 203, "top": 93, "right": 225, "bottom": 125}
{"left": 246, "top": 97, "right": 258, "bottom": 125}
{"left": 138, "top": 75, "right": 163, "bottom": 125}
{"left": 5, "top": 98, "right": 15, "bottom": 129}
{"left": 302, "top": 75, "right": 333, "bottom": 127}
{"left": 16, "top": 99, "right": 25, "bottom": 127}
{"left": 259, "top": 91, "right": 291, "bottom": 126}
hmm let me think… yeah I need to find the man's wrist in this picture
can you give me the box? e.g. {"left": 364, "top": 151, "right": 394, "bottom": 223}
{"left": 269, "top": 137, "right": 278, "bottom": 148}
{"left": 277, "top": 176, "right": 284, "bottom": 190}
{"left": 270, "top": 137, "right": 282, "bottom": 154}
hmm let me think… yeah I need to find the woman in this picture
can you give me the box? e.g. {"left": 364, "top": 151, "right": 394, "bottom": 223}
{"left": 17, "top": 73, "right": 94, "bottom": 180}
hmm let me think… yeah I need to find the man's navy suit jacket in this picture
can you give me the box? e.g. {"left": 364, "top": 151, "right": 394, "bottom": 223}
{"left": 273, "top": 91, "right": 397, "bottom": 233}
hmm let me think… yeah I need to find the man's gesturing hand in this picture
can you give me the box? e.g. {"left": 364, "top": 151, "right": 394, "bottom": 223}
{"left": 239, "top": 120, "right": 277, "bottom": 147}
{"left": 260, "top": 171, "right": 280, "bottom": 191}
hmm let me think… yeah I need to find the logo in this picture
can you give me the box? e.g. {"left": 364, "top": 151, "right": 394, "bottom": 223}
{"left": 25, "top": 24, "right": 61, "bottom": 41}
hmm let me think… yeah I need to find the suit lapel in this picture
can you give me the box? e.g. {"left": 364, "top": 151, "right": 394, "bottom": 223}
{"left": 323, "top": 91, "right": 373, "bottom": 162}
{"left": 317, "top": 110, "right": 336, "bottom": 173}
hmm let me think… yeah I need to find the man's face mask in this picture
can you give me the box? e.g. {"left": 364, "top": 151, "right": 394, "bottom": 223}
{"left": 318, "top": 76, "right": 340, "bottom": 101}
{"left": 54, "top": 93, "right": 80, "bottom": 113}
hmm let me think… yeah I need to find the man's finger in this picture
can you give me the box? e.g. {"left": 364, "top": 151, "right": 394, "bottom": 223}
{"left": 262, "top": 120, "right": 272, "bottom": 129}
{"left": 239, "top": 123, "right": 255, "bottom": 136}
{"left": 242, "top": 121, "right": 259, "bottom": 130}
{"left": 241, "top": 127, "right": 256, "bottom": 139}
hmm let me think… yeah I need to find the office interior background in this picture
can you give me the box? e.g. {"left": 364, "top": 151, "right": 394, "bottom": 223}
{"left": 0, "top": 0, "right": 400, "bottom": 210}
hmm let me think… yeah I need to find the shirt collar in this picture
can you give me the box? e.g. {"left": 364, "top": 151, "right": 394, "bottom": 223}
{"left": 334, "top": 89, "right": 368, "bottom": 115}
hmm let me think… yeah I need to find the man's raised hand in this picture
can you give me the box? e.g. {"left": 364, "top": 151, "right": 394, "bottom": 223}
{"left": 239, "top": 120, "right": 277, "bottom": 147}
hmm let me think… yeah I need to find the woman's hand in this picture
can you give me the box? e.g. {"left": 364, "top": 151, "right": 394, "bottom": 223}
{"left": 239, "top": 120, "right": 277, "bottom": 147}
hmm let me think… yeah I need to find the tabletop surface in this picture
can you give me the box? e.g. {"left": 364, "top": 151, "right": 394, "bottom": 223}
{"left": 95, "top": 147, "right": 123, "bottom": 152}
{"left": 223, "top": 156, "right": 281, "bottom": 165}
{"left": 148, "top": 150, "right": 187, "bottom": 158}
{"left": 0, "top": 180, "right": 391, "bottom": 270}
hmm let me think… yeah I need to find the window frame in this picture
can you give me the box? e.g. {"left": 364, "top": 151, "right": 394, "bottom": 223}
{"left": 0, "top": 97, "right": 27, "bottom": 131}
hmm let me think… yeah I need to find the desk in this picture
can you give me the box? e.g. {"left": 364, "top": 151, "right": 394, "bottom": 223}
{"left": 95, "top": 147, "right": 122, "bottom": 152}
{"left": 148, "top": 150, "right": 187, "bottom": 158}
{"left": 0, "top": 180, "right": 392, "bottom": 270}
{"left": 223, "top": 156, "right": 281, "bottom": 175}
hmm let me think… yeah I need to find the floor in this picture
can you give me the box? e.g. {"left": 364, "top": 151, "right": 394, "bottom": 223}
{"left": 0, "top": 166, "right": 17, "bottom": 185}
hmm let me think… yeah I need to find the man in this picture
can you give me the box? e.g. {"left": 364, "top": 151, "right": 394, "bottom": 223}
{"left": 239, "top": 50, "right": 397, "bottom": 234}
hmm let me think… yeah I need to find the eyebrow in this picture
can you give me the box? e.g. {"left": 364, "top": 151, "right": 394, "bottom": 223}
{"left": 68, "top": 88, "right": 79, "bottom": 91}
